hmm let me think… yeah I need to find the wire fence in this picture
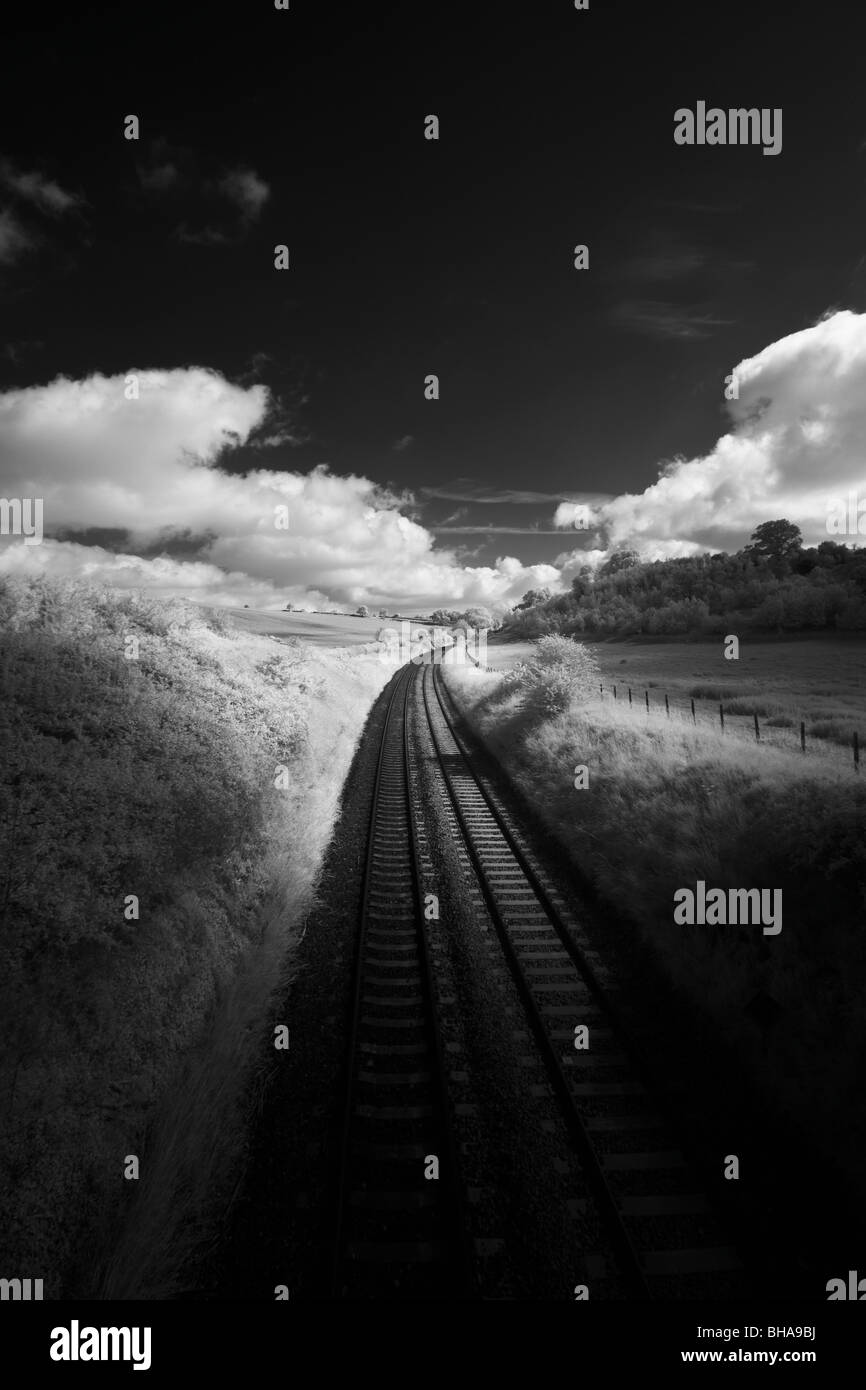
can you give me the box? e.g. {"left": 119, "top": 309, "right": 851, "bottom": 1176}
{"left": 598, "top": 681, "right": 860, "bottom": 773}
{"left": 447, "top": 651, "right": 861, "bottom": 774}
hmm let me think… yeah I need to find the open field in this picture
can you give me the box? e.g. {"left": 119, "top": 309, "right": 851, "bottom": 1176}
{"left": 206, "top": 606, "right": 389, "bottom": 646}
{"left": 487, "top": 633, "right": 866, "bottom": 760}
{"left": 210, "top": 605, "right": 441, "bottom": 650}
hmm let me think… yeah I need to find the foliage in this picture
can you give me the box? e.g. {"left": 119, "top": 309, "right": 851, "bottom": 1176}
{"left": 504, "top": 635, "right": 602, "bottom": 715}
{"left": 505, "top": 531, "right": 866, "bottom": 640}
{"left": 0, "top": 575, "right": 389, "bottom": 1294}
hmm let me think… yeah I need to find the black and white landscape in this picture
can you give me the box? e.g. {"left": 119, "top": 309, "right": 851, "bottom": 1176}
{"left": 1, "top": 0, "right": 865, "bottom": 1352}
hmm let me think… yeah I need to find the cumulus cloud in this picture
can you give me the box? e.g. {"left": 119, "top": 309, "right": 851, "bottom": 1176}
{"left": 554, "top": 308, "right": 866, "bottom": 564}
{"left": 0, "top": 367, "right": 553, "bottom": 611}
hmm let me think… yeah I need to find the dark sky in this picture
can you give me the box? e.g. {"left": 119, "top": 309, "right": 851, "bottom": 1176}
{"left": 3, "top": 0, "right": 866, "bottom": 574}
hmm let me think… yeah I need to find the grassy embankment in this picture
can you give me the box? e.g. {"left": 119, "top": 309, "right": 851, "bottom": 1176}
{"left": 0, "top": 576, "right": 390, "bottom": 1297}
{"left": 486, "top": 632, "right": 866, "bottom": 760}
{"left": 445, "top": 644, "right": 866, "bottom": 1204}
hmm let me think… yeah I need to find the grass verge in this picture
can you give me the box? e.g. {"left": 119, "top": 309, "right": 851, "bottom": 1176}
{"left": 444, "top": 659, "right": 866, "bottom": 1208}
{"left": 0, "top": 575, "right": 389, "bottom": 1296}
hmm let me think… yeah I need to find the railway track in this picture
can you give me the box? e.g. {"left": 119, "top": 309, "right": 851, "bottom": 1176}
{"left": 331, "top": 656, "right": 744, "bottom": 1298}
{"left": 330, "top": 663, "right": 470, "bottom": 1298}
{"left": 422, "top": 661, "right": 743, "bottom": 1298}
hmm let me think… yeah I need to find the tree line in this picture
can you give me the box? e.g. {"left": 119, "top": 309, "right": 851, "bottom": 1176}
{"left": 506, "top": 521, "right": 866, "bottom": 638}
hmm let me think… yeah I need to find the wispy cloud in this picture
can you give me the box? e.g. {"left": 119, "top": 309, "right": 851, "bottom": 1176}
{"left": 393, "top": 434, "right": 414, "bottom": 452}
{"left": 0, "top": 161, "right": 81, "bottom": 215}
{"left": 431, "top": 524, "right": 573, "bottom": 534}
{"left": 0, "top": 208, "right": 37, "bottom": 264}
{"left": 218, "top": 167, "right": 269, "bottom": 225}
{"left": 655, "top": 198, "right": 740, "bottom": 215}
{"left": 173, "top": 165, "right": 271, "bottom": 246}
{"left": 138, "top": 162, "right": 179, "bottom": 193}
{"left": 136, "top": 138, "right": 189, "bottom": 195}
{"left": 610, "top": 299, "right": 734, "bottom": 341}
{"left": 421, "top": 482, "right": 615, "bottom": 506}
{"left": 175, "top": 223, "right": 230, "bottom": 246}
{"left": 3, "top": 338, "right": 44, "bottom": 364}
{"left": 621, "top": 247, "right": 706, "bottom": 281}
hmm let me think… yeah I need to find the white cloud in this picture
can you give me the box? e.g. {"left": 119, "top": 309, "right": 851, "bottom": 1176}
{"left": 0, "top": 367, "right": 552, "bottom": 612}
{"left": 556, "top": 309, "right": 866, "bottom": 562}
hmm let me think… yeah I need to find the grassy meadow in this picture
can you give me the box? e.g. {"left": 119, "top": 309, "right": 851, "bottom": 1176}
{"left": 486, "top": 632, "right": 866, "bottom": 764}
{"left": 445, "top": 639, "right": 866, "bottom": 1205}
{"left": 0, "top": 577, "right": 391, "bottom": 1296}
{"left": 220, "top": 606, "right": 395, "bottom": 647}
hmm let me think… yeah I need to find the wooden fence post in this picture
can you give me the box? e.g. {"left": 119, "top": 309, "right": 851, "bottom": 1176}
{"left": 691, "top": 697, "right": 696, "bottom": 724}
{"left": 628, "top": 687, "right": 632, "bottom": 707}
{"left": 613, "top": 684, "right": 617, "bottom": 700}
{"left": 800, "top": 721, "right": 805, "bottom": 753}
{"left": 645, "top": 689, "right": 650, "bottom": 713}
{"left": 754, "top": 712, "right": 760, "bottom": 741}
{"left": 719, "top": 703, "right": 725, "bottom": 733}
{"left": 665, "top": 694, "right": 670, "bottom": 719}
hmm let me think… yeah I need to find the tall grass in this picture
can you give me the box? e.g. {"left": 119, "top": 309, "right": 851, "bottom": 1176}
{"left": 445, "top": 661, "right": 866, "bottom": 1205}
{"left": 0, "top": 576, "right": 390, "bottom": 1295}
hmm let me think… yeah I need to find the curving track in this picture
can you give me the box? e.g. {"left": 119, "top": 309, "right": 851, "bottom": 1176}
{"left": 330, "top": 663, "right": 470, "bottom": 1298}
{"left": 331, "top": 657, "right": 743, "bottom": 1298}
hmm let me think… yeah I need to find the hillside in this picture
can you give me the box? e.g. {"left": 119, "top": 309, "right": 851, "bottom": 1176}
{"left": 0, "top": 576, "right": 391, "bottom": 1295}
{"left": 507, "top": 531, "right": 866, "bottom": 640}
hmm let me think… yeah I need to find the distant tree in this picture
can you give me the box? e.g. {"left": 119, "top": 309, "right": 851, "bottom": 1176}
{"left": 815, "top": 539, "right": 848, "bottom": 567}
{"left": 378, "top": 608, "right": 389, "bottom": 619}
{"left": 744, "top": 520, "right": 802, "bottom": 566}
{"left": 355, "top": 605, "right": 371, "bottom": 618}
{"left": 515, "top": 587, "right": 551, "bottom": 610}
{"left": 599, "top": 549, "right": 640, "bottom": 576}
{"left": 463, "top": 605, "right": 493, "bottom": 629}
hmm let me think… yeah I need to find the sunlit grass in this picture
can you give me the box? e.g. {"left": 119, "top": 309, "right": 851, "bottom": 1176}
{"left": 447, "top": 658, "right": 866, "bottom": 1206}
{"left": 0, "top": 575, "right": 390, "bottom": 1295}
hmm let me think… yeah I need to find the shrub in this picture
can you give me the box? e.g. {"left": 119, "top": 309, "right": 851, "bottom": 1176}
{"left": 510, "top": 636, "right": 602, "bottom": 716}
